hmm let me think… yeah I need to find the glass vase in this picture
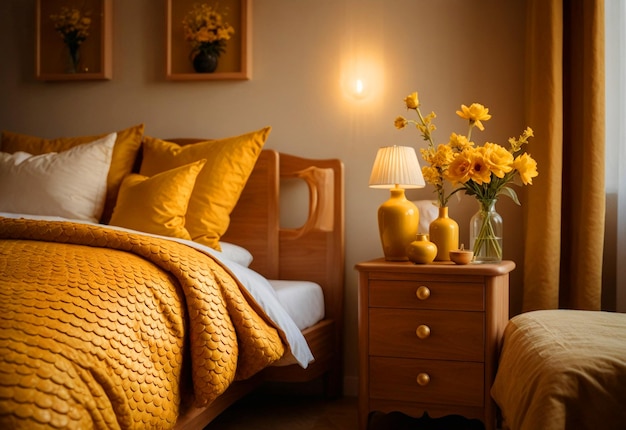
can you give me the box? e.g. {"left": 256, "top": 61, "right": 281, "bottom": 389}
{"left": 470, "top": 199, "right": 503, "bottom": 263}
{"left": 429, "top": 206, "right": 459, "bottom": 261}
{"left": 66, "top": 43, "right": 80, "bottom": 74}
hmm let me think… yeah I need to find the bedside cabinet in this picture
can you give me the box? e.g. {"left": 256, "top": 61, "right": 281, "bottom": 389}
{"left": 355, "top": 258, "right": 515, "bottom": 430}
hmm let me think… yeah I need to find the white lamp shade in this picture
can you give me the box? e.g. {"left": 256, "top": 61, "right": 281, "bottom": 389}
{"left": 369, "top": 145, "right": 425, "bottom": 189}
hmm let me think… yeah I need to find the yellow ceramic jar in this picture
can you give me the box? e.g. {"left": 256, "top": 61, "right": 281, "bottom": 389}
{"left": 407, "top": 234, "right": 438, "bottom": 264}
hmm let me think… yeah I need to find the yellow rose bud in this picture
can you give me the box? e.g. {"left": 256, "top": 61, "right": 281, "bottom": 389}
{"left": 404, "top": 92, "right": 419, "bottom": 109}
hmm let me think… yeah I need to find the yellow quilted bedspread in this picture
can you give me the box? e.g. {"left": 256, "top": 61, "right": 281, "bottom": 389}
{"left": 0, "top": 217, "right": 285, "bottom": 429}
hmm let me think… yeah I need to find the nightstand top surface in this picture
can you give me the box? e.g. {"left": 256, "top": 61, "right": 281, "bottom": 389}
{"left": 355, "top": 258, "right": 515, "bottom": 276}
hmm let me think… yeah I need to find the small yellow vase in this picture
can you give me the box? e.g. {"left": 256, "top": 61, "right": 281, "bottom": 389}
{"left": 407, "top": 234, "right": 437, "bottom": 264}
{"left": 429, "top": 206, "right": 459, "bottom": 261}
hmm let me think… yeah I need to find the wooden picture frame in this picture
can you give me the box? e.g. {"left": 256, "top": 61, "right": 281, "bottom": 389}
{"left": 166, "top": 0, "right": 251, "bottom": 80}
{"left": 36, "top": 0, "right": 112, "bottom": 81}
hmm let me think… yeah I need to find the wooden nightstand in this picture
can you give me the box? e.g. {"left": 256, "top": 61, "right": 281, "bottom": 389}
{"left": 355, "top": 258, "right": 515, "bottom": 430}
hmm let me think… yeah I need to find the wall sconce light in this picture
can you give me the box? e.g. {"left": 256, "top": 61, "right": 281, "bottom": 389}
{"left": 351, "top": 78, "right": 368, "bottom": 99}
{"left": 340, "top": 55, "right": 380, "bottom": 101}
{"left": 369, "top": 145, "right": 425, "bottom": 261}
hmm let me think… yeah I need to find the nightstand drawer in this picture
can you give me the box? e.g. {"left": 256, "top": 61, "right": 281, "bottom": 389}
{"left": 369, "top": 280, "right": 484, "bottom": 311}
{"left": 370, "top": 356, "right": 484, "bottom": 407}
{"left": 369, "top": 308, "right": 484, "bottom": 361}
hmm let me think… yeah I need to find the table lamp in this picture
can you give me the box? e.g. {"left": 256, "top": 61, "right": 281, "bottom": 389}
{"left": 369, "top": 145, "right": 425, "bottom": 261}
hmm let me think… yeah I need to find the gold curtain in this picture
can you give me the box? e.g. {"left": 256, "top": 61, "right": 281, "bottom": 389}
{"left": 523, "top": 0, "right": 605, "bottom": 311}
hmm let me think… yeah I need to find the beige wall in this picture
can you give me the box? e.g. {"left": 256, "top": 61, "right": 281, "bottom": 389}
{"left": 0, "top": 0, "right": 527, "bottom": 395}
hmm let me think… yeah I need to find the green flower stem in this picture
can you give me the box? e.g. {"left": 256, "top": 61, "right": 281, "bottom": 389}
{"left": 473, "top": 213, "right": 502, "bottom": 260}
{"left": 416, "top": 108, "right": 435, "bottom": 147}
{"left": 472, "top": 200, "right": 502, "bottom": 260}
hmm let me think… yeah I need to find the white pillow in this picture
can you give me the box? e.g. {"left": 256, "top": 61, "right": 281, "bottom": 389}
{"left": 0, "top": 133, "right": 116, "bottom": 222}
{"left": 413, "top": 199, "right": 439, "bottom": 234}
{"left": 218, "top": 241, "right": 254, "bottom": 267}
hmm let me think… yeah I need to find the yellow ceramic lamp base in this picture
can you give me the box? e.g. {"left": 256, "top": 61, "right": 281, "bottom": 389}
{"left": 378, "top": 188, "right": 419, "bottom": 261}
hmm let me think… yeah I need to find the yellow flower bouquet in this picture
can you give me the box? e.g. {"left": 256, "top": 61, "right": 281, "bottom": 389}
{"left": 182, "top": 3, "right": 234, "bottom": 72}
{"left": 395, "top": 92, "right": 538, "bottom": 262}
{"left": 50, "top": 7, "right": 92, "bottom": 73}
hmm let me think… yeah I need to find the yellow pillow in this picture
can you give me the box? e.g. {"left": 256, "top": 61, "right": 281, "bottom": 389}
{"left": 0, "top": 124, "right": 144, "bottom": 224}
{"left": 140, "top": 127, "right": 270, "bottom": 250}
{"left": 109, "top": 160, "right": 206, "bottom": 240}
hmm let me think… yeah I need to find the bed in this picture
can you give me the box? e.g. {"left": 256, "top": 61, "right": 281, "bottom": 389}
{"left": 0, "top": 125, "right": 345, "bottom": 429}
{"left": 490, "top": 309, "right": 626, "bottom": 430}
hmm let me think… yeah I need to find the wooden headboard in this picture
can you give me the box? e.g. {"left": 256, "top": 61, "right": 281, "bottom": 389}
{"left": 223, "top": 150, "right": 345, "bottom": 327}
{"left": 222, "top": 150, "right": 280, "bottom": 279}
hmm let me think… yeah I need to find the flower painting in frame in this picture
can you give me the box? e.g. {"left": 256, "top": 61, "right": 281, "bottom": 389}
{"left": 166, "top": 0, "right": 251, "bottom": 80}
{"left": 36, "top": 0, "right": 112, "bottom": 81}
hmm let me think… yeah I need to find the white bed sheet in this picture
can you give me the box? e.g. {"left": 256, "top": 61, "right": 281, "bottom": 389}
{"left": 268, "top": 280, "right": 324, "bottom": 331}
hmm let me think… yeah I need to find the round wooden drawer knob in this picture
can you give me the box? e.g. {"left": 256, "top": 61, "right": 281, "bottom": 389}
{"left": 416, "top": 286, "right": 430, "bottom": 300}
{"left": 415, "top": 325, "right": 431, "bottom": 339}
{"left": 416, "top": 373, "right": 430, "bottom": 386}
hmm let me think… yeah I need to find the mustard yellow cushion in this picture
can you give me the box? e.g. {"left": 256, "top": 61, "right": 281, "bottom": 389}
{"left": 0, "top": 124, "right": 144, "bottom": 224}
{"left": 109, "top": 160, "right": 206, "bottom": 240}
{"left": 139, "top": 127, "right": 270, "bottom": 250}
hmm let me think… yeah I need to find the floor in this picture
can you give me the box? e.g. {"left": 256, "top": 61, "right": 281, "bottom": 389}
{"left": 205, "top": 384, "right": 358, "bottom": 430}
{"left": 204, "top": 383, "right": 486, "bottom": 430}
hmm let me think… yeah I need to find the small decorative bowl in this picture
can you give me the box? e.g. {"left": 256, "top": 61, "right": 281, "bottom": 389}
{"left": 449, "top": 250, "right": 473, "bottom": 265}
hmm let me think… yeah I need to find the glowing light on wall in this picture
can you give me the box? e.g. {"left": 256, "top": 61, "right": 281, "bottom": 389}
{"left": 340, "top": 56, "right": 382, "bottom": 102}
{"left": 355, "top": 79, "right": 365, "bottom": 96}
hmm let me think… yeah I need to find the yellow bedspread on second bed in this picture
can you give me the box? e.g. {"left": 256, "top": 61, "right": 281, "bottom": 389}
{"left": 0, "top": 217, "right": 285, "bottom": 429}
{"left": 491, "top": 309, "right": 626, "bottom": 430}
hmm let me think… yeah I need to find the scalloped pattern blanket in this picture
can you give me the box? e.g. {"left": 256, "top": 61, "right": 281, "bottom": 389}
{"left": 0, "top": 217, "right": 285, "bottom": 429}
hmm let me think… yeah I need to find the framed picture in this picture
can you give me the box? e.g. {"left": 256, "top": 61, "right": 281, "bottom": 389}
{"left": 166, "top": 0, "right": 251, "bottom": 80}
{"left": 36, "top": 0, "right": 112, "bottom": 81}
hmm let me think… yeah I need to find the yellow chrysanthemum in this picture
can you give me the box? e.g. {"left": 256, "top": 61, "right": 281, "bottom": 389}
{"left": 404, "top": 92, "right": 419, "bottom": 109}
{"left": 482, "top": 142, "right": 514, "bottom": 178}
{"left": 448, "top": 133, "right": 473, "bottom": 151}
{"left": 468, "top": 150, "right": 492, "bottom": 185}
{"left": 456, "top": 103, "right": 492, "bottom": 131}
{"left": 431, "top": 143, "right": 455, "bottom": 168}
{"left": 513, "top": 153, "right": 539, "bottom": 185}
{"left": 445, "top": 151, "right": 473, "bottom": 185}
